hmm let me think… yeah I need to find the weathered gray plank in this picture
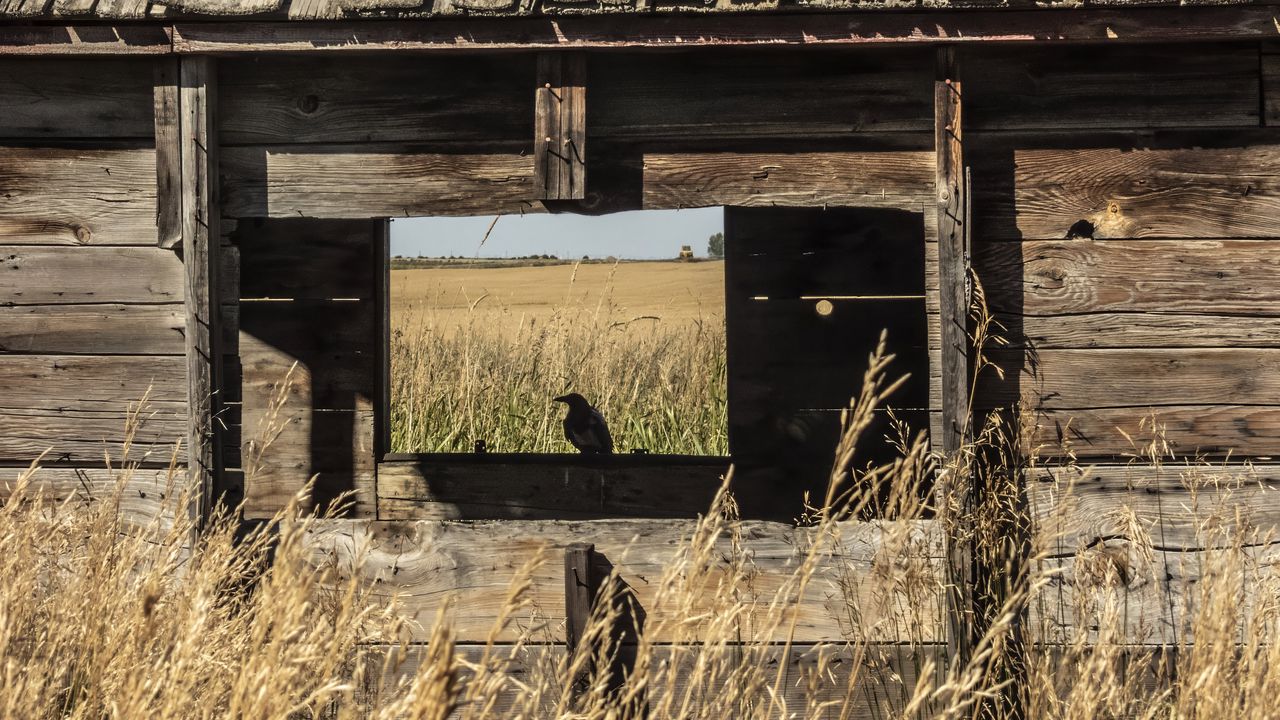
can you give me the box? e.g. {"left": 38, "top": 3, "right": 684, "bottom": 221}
{"left": 221, "top": 147, "right": 537, "bottom": 218}
{"left": 241, "top": 409, "right": 376, "bottom": 518}
{"left": 0, "top": 354, "right": 186, "bottom": 408}
{"left": 974, "top": 140, "right": 1280, "bottom": 240}
{"left": 238, "top": 305, "right": 376, "bottom": 411}
{"left": 591, "top": 48, "right": 932, "bottom": 141}
{"left": 1026, "top": 405, "right": 1280, "bottom": 459}
{"left": 0, "top": 464, "right": 183, "bottom": 530}
{"left": 642, "top": 152, "right": 934, "bottom": 211}
{"left": 1264, "top": 53, "right": 1280, "bottom": 127}
{"left": 376, "top": 458, "right": 726, "bottom": 520}
{"left": 534, "top": 52, "right": 586, "bottom": 201}
{"left": 218, "top": 55, "right": 531, "bottom": 146}
{"left": 969, "top": 348, "right": 1280, "bottom": 411}
{"left": 0, "top": 246, "right": 182, "bottom": 304}
{"left": 179, "top": 55, "right": 222, "bottom": 526}
{"left": 998, "top": 312, "right": 1280, "bottom": 350}
{"left": 154, "top": 57, "right": 181, "bottom": 249}
{"left": 0, "top": 303, "right": 185, "bottom": 355}
{"left": 0, "top": 146, "right": 157, "bottom": 245}
{"left": 304, "top": 517, "right": 944, "bottom": 643}
{"left": 0, "top": 406, "right": 186, "bottom": 465}
{"left": 0, "top": 58, "right": 154, "bottom": 138}
{"left": 979, "top": 239, "right": 1280, "bottom": 317}
{"left": 968, "top": 44, "right": 1260, "bottom": 131}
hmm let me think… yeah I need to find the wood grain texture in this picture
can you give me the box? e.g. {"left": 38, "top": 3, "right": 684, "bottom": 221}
{"left": 169, "top": 8, "right": 1280, "bottom": 54}
{"left": 219, "top": 55, "right": 531, "bottom": 146}
{"left": 534, "top": 52, "right": 586, "bottom": 201}
{"left": 973, "top": 348, "right": 1280, "bottom": 410}
{"left": 0, "top": 354, "right": 186, "bottom": 463}
{"left": 376, "top": 458, "right": 727, "bottom": 520}
{"left": 221, "top": 147, "right": 537, "bottom": 218}
{"left": 591, "top": 48, "right": 931, "bottom": 141}
{"left": 968, "top": 44, "right": 1260, "bottom": 131}
{"left": 153, "top": 58, "right": 181, "bottom": 249}
{"left": 179, "top": 56, "right": 222, "bottom": 526}
{"left": 974, "top": 140, "right": 1280, "bottom": 240}
{"left": 1025, "top": 405, "right": 1280, "bottom": 459}
{"left": 1029, "top": 463, "right": 1280, "bottom": 644}
{"left": 979, "top": 239, "right": 1280, "bottom": 317}
{"left": 0, "top": 465, "right": 184, "bottom": 532}
{"left": 304, "top": 517, "right": 944, "bottom": 643}
{"left": 0, "top": 58, "right": 153, "bottom": 138}
{"left": 0, "top": 246, "right": 182, "bottom": 304}
{"left": 642, "top": 152, "right": 933, "bottom": 211}
{"left": 1265, "top": 53, "right": 1280, "bottom": 127}
{"left": 0, "top": 146, "right": 157, "bottom": 245}
{"left": 0, "top": 303, "right": 185, "bottom": 355}
{"left": 238, "top": 304, "right": 376, "bottom": 411}
{"left": 1000, "top": 312, "right": 1280, "bottom": 350}
{"left": 241, "top": 410, "right": 376, "bottom": 517}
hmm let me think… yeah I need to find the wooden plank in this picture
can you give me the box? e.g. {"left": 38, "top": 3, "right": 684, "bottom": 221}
{"left": 642, "top": 152, "right": 934, "bottom": 211}
{"left": 242, "top": 410, "right": 376, "bottom": 517}
{"left": 179, "top": 55, "right": 222, "bottom": 526}
{"left": 534, "top": 52, "right": 586, "bottom": 201}
{"left": 170, "top": 8, "right": 1280, "bottom": 54}
{"left": 0, "top": 58, "right": 153, "bottom": 138}
{"left": 0, "top": 406, "right": 187, "bottom": 465}
{"left": 968, "top": 44, "right": 1260, "bottom": 131}
{"left": 0, "top": 247, "right": 182, "bottom": 304}
{"left": 219, "top": 55, "right": 531, "bottom": 146}
{"left": 0, "top": 303, "right": 185, "bottom": 355}
{"left": 376, "top": 458, "right": 726, "bottom": 520}
{"left": 303, "top": 517, "right": 944, "bottom": 643}
{"left": 591, "top": 49, "right": 931, "bottom": 141}
{"left": 935, "top": 47, "right": 968, "bottom": 455}
{"left": 220, "top": 147, "right": 537, "bottom": 218}
{"left": 1027, "top": 405, "right": 1280, "bottom": 459}
{"left": 154, "top": 57, "right": 182, "bottom": 249}
{"left": 1029, "top": 463, "right": 1280, "bottom": 644}
{"left": 1265, "top": 54, "right": 1280, "bottom": 127}
{"left": 979, "top": 239, "right": 1280, "bottom": 317}
{"left": 0, "top": 354, "right": 187, "bottom": 463}
{"left": 0, "top": 465, "right": 183, "bottom": 532}
{"left": 999, "top": 312, "right": 1280, "bottom": 350}
{"left": 0, "top": 146, "right": 157, "bottom": 245}
{"left": 0, "top": 24, "right": 170, "bottom": 55}
{"left": 375, "top": 220, "right": 390, "bottom": 459}
{"left": 970, "top": 348, "right": 1280, "bottom": 410}
{"left": 563, "top": 542, "right": 593, "bottom": 653}
{"left": 973, "top": 138, "right": 1280, "bottom": 240}
{"left": 238, "top": 303, "right": 376, "bottom": 411}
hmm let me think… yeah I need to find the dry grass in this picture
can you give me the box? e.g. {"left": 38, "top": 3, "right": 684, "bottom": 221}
{"left": 3, "top": 291, "right": 1280, "bottom": 718}
{"left": 390, "top": 261, "right": 727, "bottom": 454}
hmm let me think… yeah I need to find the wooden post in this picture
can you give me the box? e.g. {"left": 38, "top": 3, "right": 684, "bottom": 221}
{"left": 535, "top": 52, "right": 587, "bottom": 201}
{"left": 934, "top": 45, "right": 975, "bottom": 671}
{"left": 176, "top": 56, "right": 222, "bottom": 529}
{"left": 564, "top": 542, "right": 595, "bottom": 699}
{"left": 154, "top": 58, "right": 182, "bottom": 250}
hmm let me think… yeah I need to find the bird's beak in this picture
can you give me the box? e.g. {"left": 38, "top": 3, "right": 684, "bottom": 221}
{"left": 553, "top": 395, "right": 568, "bottom": 403}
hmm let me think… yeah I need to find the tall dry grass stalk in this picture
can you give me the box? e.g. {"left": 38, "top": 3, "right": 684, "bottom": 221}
{"left": 390, "top": 263, "right": 727, "bottom": 455}
{"left": 5, "top": 297, "right": 1280, "bottom": 717}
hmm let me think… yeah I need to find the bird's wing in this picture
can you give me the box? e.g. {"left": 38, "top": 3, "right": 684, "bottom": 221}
{"left": 589, "top": 409, "right": 614, "bottom": 454}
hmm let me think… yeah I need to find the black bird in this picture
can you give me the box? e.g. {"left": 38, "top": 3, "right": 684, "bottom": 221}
{"left": 554, "top": 393, "right": 613, "bottom": 454}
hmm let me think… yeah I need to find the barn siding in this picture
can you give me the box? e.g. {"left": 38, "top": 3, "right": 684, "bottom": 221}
{"left": 966, "top": 43, "right": 1278, "bottom": 462}
{"left": 0, "top": 58, "right": 186, "bottom": 476}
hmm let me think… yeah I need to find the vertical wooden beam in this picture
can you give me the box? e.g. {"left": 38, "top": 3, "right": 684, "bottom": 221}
{"left": 934, "top": 45, "right": 975, "bottom": 671}
{"left": 153, "top": 58, "right": 182, "bottom": 250}
{"left": 375, "top": 218, "right": 391, "bottom": 460}
{"left": 535, "top": 52, "right": 587, "bottom": 201}
{"left": 564, "top": 542, "right": 595, "bottom": 699}
{"left": 178, "top": 55, "right": 222, "bottom": 528}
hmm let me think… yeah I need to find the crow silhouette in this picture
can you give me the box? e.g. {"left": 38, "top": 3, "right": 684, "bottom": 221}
{"left": 554, "top": 393, "right": 613, "bottom": 454}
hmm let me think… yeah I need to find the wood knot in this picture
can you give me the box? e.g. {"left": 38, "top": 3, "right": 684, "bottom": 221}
{"left": 298, "top": 94, "right": 320, "bottom": 114}
{"left": 73, "top": 226, "right": 92, "bottom": 244}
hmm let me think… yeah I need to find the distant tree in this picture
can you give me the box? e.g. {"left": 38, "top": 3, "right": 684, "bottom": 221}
{"left": 707, "top": 232, "right": 725, "bottom": 258}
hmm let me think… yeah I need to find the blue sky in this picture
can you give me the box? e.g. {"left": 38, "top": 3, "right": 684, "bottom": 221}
{"left": 390, "top": 207, "right": 724, "bottom": 260}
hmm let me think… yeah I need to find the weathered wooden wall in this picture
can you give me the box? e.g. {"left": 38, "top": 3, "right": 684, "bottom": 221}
{"left": 0, "top": 59, "right": 186, "bottom": 503}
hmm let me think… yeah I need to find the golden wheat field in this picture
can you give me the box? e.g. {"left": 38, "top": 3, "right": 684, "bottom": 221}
{"left": 389, "top": 260, "right": 728, "bottom": 454}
